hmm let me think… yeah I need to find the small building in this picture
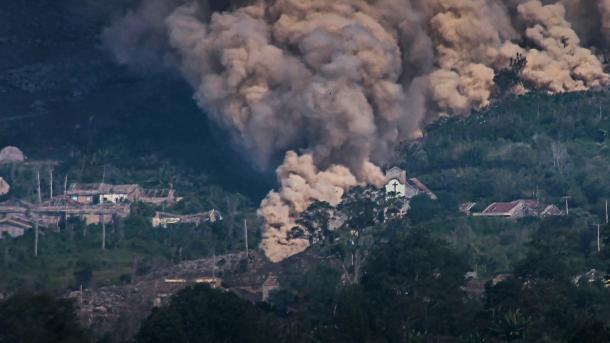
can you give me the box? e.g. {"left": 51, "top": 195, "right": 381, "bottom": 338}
{"left": 459, "top": 202, "right": 477, "bottom": 215}
{"left": 139, "top": 188, "right": 181, "bottom": 205}
{"left": 385, "top": 167, "right": 407, "bottom": 197}
{"left": 101, "top": 184, "right": 141, "bottom": 204}
{"left": 38, "top": 195, "right": 130, "bottom": 226}
{"left": 384, "top": 167, "right": 437, "bottom": 200}
{"left": 383, "top": 167, "right": 437, "bottom": 218}
{"left": 473, "top": 200, "right": 564, "bottom": 219}
{"left": 67, "top": 183, "right": 104, "bottom": 204}
{"left": 152, "top": 210, "right": 222, "bottom": 228}
{"left": 0, "top": 215, "right": 32, "bottom": 239}
{"left": 540, "top": 205, "right": 563, "bottom": 217}
{"left": 67, "top": 183, "right": 141, "bottom": 205}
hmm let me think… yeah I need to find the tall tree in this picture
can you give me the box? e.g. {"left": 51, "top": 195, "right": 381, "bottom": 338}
{"left": 0, "top": 292, "right": 90, "bottom": 343}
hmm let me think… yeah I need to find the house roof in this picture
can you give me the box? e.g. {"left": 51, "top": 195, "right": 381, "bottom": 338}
{"left": 407, "top": 178, "right": 438, "bottom": 199}
{"left": 142, "top": 188, "right": 172, "bottom": 198}
{"left": 41, "top": 195, "right": 83, "bottom": 208}
{"left": 385, "top": 167, "right": 407, "bottom": 184}
{"left": 541, "top": 205, "right": 563, "bottom": 217}
{"left": 67, "top": 183, "right": 139, "bottom": 195}
{"left": 481, "top": 201, "right": 521, "bottom": 214}
{"left": 109, "top": 184, "right": 139, "bottom": 194}
{"left": 0, "top": 215, "right": 33, "bottom": 230}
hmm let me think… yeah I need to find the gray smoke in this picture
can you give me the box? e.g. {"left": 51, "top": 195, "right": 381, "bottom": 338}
{"left": 103, "top": 0, "right": 610, "bottom": 262}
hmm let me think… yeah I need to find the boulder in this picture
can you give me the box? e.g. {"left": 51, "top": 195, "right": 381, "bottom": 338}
{"left": 0, "top": 146, "right": 24, "bottom": 163}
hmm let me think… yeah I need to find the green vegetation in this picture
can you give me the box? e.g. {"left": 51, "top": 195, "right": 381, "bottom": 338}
{"left": 0, "top": 292, "right": 90, "bottom": 343}
{"left": 135, "top": 284, "right": 276, "bottom": 343}
{"left": 6, "top": 83, "right": 610, "bottom": 341}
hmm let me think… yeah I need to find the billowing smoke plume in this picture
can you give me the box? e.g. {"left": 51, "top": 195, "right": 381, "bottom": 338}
{"left": 104, "top": 0, "right": 610, "bottom": 262}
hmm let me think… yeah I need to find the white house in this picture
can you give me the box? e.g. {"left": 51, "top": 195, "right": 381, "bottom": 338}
{"left": 384, "top": 167, "right": 407, "bottom": 197}
{"left": 384, "top": 167, "right": 437, "bottom": 200}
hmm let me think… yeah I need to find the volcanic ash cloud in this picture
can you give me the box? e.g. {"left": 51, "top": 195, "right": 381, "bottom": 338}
{"left": 104, "top": 0, "right": 610, "bottom": 262}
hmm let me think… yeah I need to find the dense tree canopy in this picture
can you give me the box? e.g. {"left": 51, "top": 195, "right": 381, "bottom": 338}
{"left": 0, "top": 292, "right": 90, "bottom": 343}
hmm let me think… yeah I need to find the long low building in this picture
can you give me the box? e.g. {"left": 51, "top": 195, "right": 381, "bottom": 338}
{"left": 473, "top": 200, "right": 564, "bottom": 219}
{"left": 0, "top": 195, "right": 131, "bottom": 227}
{"left": 152, "top": 210, "right": 222, "bottom": 228}
{"left": 67, "top": 183, "right": 181, "bottom": 205}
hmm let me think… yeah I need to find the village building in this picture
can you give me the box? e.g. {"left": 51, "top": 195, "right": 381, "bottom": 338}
{"left": 384, "top": 167, "right": 437, "bottom": 200}
{"left": 139, "top": 188, "right": 181, "bottom": 205}
{"left": 38, "top": 195, "right": 131, "bottom": 225}
{"left": 383, "top": 166, "right": 437, "bottom": 218}
{"left": 67, "top": 183, "right": 142, "bottom": 205}
{"left": 151, "top": 210, "right": 222, "bottom": 228}
{"left": 473, "top": 200, "right": 564, "bottom": 219}
{"left": 0, "top": 215, "right": 33, "bottom": 239}
{"left": 459, "top": 202, "right": 477, "bottom": 215}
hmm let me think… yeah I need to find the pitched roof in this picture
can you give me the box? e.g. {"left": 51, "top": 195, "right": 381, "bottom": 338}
{"left": 0, "top": 215, "right": 33, "bottom": 230}
{"left": 67, "top": 183, "right": 139, "bottom": 195}
{"left": 141, "top": 188, "right": 172, "bottom": 198}
{"left": 67, "top": 183, "right": 104, "bottom": 195}
{"left": 385, "top": 166, "right": 407, "bottom": 184}
{"left": 407, "top": 178, "right": 438, "bottom": 199}
{"left": 481, "top": 201, "right": 521, "bottom": 214}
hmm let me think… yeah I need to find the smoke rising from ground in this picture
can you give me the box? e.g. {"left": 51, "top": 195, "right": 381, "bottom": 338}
{"left": 104, "top": 0, "right": 610, "bottom": 262}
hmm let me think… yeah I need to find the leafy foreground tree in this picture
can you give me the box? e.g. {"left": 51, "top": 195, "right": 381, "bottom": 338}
{"left": 135, "top": 284, "right": 276, "bottom": 343}
{"left": 291, "top": 186, "right": 402, "bottom": 285}
{"left": 0, "top": 292, "right": 90, "bottom": 343}
{"left": 361, "top": 229, "right": 475, "bottom": 340}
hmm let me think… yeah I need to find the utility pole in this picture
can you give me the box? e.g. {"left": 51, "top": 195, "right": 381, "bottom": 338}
{"left": 34, "top": 169, "right": 41, "bottom": 257}
{"left": 34, "top": 221, "right": 38, "bottom": 257}
{"left": 212, "top": 249, "right": 216, "bottom": 279}
{"left": 593, "top": 223, "right": 602, "bottom": 253}
{"left": 606, "top": 199, "right": 608, "bottom": 225}
{"left": 101, "top": 211, "right": 106, "bottom": 251}
{"left": 49, "top": 168, "right": 53, "bottom": 199}
{"left": 36, "top": 169, "right": 42, "bottom": 204}
{"left": 244, "top": 219, "right": 249, "bottom": 256}
{"left": 562, "top": 196, "right": 571, "bottom": 215}
{"left": 64, "top": 175, "right": 68, "bottom": 195}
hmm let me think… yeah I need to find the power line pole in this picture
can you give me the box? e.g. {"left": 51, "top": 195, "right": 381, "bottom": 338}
{"left": 33, "top": 221, "right": 38, "bottom": 257}
{"left": 212, "top": 248, "right": 216, "bottom": 279}
{"left": 244, "top": 219, "right": 249, "bottom": 256}
{"left": 562, "top": 196, "right": 571, "bottom": 215}
{"left": 101, "top": 211, "right": 106, "bottom": 251}
{"left": 36, "top": 169, "right": 42, "bottom": 204}
{"left": 64, "top": 175, "right": 68, "bottom": 195}
{"left": 49, "top": 168, "right": 53, "bottom": 199}
{"left": 594, "top": 223, "right": 602, "bottom": 253}
{"left": 34, "top": 169, "right": 41, "bottom": 257}
{"left": 606, "top": 199, "right": 608, "bottom": 225}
